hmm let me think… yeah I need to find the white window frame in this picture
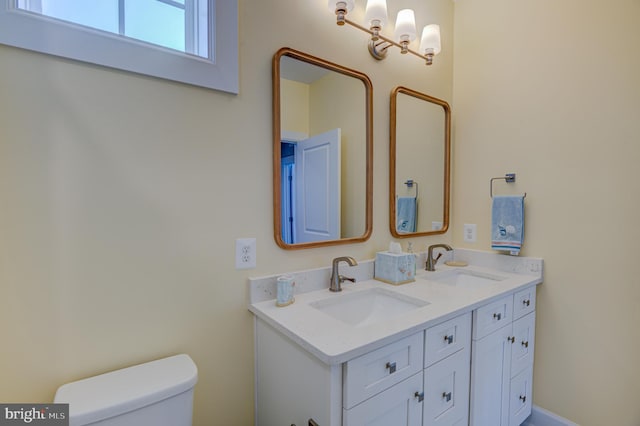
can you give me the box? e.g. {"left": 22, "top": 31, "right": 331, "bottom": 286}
{"left": 0, "top": 0, "right": 238, "bottom": 93}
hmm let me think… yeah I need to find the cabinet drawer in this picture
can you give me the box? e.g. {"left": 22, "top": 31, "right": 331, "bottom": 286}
{"left": 425, "top": 312, "right": 471, "bottom": 367}
{"left": 511, "top": 312, "right": 535, "bottom": 377}
{"left": 423, "top": 347, "right": 470, "bottom": 426}
{"left": 513, "top": 286, "right": 536, "bottom": 320}
{"left": 343, "top": 372, "right": 423, "bottom": 426}
{"left": 343, "top": 332, "right": 424, "bottom": 409}
{"left": 473, "top": 295, "right": 513, "bottom": 340}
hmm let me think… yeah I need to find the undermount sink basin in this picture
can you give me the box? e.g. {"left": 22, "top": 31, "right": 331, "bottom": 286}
{"left": 310, "top": 288, "right": 429, "bottom": 327}
{"left": 430, "top": 269, "right": 506, "bottom": 288}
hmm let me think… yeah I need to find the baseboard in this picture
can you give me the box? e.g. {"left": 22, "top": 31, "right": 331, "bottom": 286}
{"left": 522, "top": 405, "right": 579, "bottom": 426}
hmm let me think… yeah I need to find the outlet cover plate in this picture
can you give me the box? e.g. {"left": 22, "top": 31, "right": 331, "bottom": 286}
{"left": 235, "top": 238, "right": 256, "bottom": 269}
{"left": 463, "top": 224, "right": 477, "bottom": 243}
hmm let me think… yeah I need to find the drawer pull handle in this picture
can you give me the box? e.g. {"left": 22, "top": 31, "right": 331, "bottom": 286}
{"left": 415, "top": 391, "right": 424, "bottom": 402}
{"left": 444, "top": 334, "right": 454, "bottom": 344}
{"left": 521, "top": 340, "right": 529, "bottom": 348}
{"left": 386, "top": 362, "right": 397, "bottom": 374}
{"left": 493, "top": 313, "right": 502, "bottom": 321}
{"left": 442, "top": 391, "right": 452, "bottom": 402}
{"left": 519, "top": 395, "right": 527, "bottom": 403}
{"left": 523, "top": 299, "right": 530, "bottom": 306}
{"left": 508, "top": 336, "right": 515, "bottom": 343}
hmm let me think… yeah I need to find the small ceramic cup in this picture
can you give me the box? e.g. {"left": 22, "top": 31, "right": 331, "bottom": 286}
{"left": 276, "top": 275, "right": 295, "bottom": 307}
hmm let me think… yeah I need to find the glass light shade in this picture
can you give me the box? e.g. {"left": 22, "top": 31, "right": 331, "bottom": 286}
{"left": 394, "top": 9, "right": 417, "bottom": 42}
{"left": 365, "top": 0, "right": 388, "bottom": 28}
{"left": 328, "top": 0, "right": 355, "bottom": 12}
{"left": 420, "top": 24, "right": 441, "bottom": 55}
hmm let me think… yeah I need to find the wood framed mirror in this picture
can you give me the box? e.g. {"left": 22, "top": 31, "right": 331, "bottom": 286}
{"left": 273, "top": 48, "right": 373, "bottom": 249}
{"left": 390, "top": 86, "right": 451, "bottom": 238}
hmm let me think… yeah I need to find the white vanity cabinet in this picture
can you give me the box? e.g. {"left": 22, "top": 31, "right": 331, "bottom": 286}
{"left": 250, "top": 252, "right": 543, "bottom": 426}
{"left": 469, "top": 286, "right": 536, "bottom": 426}
{"left": 255, "top": 312, "right": 472, "bottom": 426}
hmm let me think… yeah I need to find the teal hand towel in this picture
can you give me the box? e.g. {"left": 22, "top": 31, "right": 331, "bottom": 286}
{"left": 397, "top": 197, "right": 417, "bottom": 233}
{"left": 491, "top": 195, "right": 524, "bottom": 255}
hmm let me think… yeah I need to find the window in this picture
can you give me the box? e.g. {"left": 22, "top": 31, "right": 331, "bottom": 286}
{"left": 0, "top": 0, "right": 238, "bottom": 93}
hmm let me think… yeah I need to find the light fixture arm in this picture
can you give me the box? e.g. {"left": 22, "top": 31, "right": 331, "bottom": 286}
{"left": 368, "top": 39, "right": 393, "bottom": 60}
{"left": 338, "top": 15, "right": 436, "bottom": 66}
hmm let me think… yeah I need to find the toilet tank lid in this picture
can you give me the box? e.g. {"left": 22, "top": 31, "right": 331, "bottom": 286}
{"left": 54, "top": 354, "right": 197, "bottom": 425}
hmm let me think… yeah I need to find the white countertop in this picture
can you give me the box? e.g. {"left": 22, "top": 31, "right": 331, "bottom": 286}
{"left": 249, "top": 255, "right": 542, "bottom": 365}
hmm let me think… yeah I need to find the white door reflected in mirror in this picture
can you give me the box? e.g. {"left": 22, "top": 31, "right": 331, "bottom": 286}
{"left": 280, "top": 129, "right": 341, "bottom": 244}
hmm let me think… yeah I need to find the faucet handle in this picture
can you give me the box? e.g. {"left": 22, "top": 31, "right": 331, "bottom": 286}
{"left": 339, "top": 275, "right": 356, "bottom": 284}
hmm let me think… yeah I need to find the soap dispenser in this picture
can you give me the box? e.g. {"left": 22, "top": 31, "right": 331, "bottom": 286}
{"left": 407, "top": 242, "right": 416, "bottom": 277}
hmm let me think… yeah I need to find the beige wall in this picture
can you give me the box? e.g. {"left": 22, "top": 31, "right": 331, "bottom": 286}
{"left": 452, "top": 0, "right": 640, "bottom": 425}
{"left": 280, "top": 79, "right": 310, "bottom": 135}
{"left": 0, "top": 1, "right": 454, "bottom": 425}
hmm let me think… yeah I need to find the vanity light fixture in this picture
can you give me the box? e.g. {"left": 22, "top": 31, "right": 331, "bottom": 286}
{"left": 328, "top": 0, "right": 441, "bottom": 66}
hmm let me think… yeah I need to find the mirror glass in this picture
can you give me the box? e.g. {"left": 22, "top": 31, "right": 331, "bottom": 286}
{"left": 390, "top": 86, "right": 451, "bottom": 238}
{"left": 273, "top": 48, "right": 373, "bottom": 249}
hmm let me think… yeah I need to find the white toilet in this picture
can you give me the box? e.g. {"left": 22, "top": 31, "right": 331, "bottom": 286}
{"left": 54, "top": 354, "right": 197, "bottom": 426}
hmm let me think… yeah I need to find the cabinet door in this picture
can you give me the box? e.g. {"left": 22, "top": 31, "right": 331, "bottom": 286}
{"left": 511, "top": 312, "right": 535, "bottom": 377}
{"left": 423, "top": 347, "right": 470, "bottom": 426}
{"left": 256, "top": 319, "right": 341, "bottom": 426}
{"left": 470, "top": 324, "right": 512, "bottom": 426}
{"left": 509, "top": 366, "right": 533, "bottom": 426}
{"left": 343, "top": 373, "right": 423, "bottom": 426}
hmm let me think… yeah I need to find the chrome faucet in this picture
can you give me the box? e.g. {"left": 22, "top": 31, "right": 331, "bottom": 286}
{"left": 425, "top": 244, "right": 453, "bottom": 271}
{"left": 329, "top": 256, "right": 358, "bottom": 292}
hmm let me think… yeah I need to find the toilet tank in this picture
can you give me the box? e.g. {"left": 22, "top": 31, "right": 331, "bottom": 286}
{"left": 54, "top": 354, "right": 197, "bottom": 426}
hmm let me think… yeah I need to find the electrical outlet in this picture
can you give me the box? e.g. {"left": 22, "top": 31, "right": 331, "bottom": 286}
{"left": 463, "top": 224, "right": 477, "bottom": 242}
{"left": 432, "top": 221, "right": 443, "bottom": 231}
{"left": 527, "top": 260, "right": 540, "bottom": 274}
{"left": 235, "top": 238, "right": 256, "bottom": 269}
